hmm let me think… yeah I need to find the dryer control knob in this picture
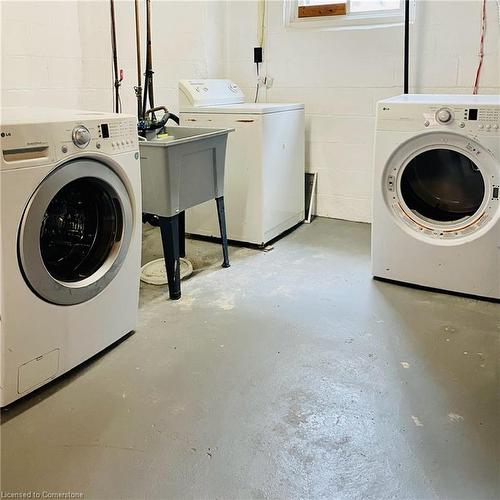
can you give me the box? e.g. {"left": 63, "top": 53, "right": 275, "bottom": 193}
{"left": 436, "top": 108, "right": 453, "bottom": 124}
{"left": 72, "top": 125, "right": 91, "bottom": 148}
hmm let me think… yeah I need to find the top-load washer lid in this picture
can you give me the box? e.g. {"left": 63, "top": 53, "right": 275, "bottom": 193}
{"left": 181, "top": 102, "right": 304, "bottom": 115}
{"left": 179, "top": 79, "right": 304, "bottom": 114}
{"left": 180, "top": 79, "right": 245, "bottom": 107}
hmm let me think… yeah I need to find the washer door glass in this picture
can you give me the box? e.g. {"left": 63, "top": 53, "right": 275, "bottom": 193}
{"left": 400, "top": 149, "right": 485, "bottom": 223}
{"left": 40, "top": 178, "right": 122, "bottom": 282}
{"left": 19, "top": 159, "right": 133, "bottom": 305}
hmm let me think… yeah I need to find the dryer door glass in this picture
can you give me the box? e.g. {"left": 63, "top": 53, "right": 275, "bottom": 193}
{"left": 40, "top": 178, "right": 122, "bottom": 283}
{"left": 401, "top": 149, "right": 485, "bottom": 222}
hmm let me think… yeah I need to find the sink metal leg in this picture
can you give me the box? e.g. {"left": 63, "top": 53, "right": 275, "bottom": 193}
{"left": 178, "top": 210, "right": 186, "bottom": 258}
{"left": 216, "top": 196, "right": 230, "bottom": 268}
{"left": 158, "top": 215, "right": 181, "bottom": 300}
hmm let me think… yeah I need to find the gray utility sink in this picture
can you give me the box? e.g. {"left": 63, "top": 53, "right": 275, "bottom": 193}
{"left": 139, "top": 126, "right": 234, "bottom": 217}
{"left": 138, "top": 126, "right": 234, "bottom": 300}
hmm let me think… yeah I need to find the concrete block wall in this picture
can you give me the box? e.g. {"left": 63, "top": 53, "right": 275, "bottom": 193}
{"left": 224, "top": 0, "right": 500, "bottom": 222}
{"left": 1, "top": 0, "right": 499, "bottom": 223}
{"left": 0, "top": 0, "right": 226, "bottom": 116}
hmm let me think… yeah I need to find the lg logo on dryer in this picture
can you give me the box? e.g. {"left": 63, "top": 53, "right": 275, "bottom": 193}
{"left": 0, "top": 131, "right": 11, "bottom": 138}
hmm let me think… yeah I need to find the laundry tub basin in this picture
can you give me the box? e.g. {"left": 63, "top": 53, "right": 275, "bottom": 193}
{"left": 139, "top": 126, "right": 234, "bottom": 217}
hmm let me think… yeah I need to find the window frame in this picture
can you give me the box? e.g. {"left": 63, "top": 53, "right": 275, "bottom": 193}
{"left": 284, "top": 0, "right": 416, "bottom": 31}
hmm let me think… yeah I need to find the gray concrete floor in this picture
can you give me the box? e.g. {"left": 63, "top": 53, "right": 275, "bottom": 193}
{"left": 1, "top": 218, "right": 499, "bottom": 500}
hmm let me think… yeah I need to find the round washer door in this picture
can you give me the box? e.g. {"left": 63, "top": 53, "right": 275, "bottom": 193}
{"left": 384, "top": 132, "right": 500, "bottom": 242}
{"left": 19, "top": 158, "right": 133, "bottom": 305}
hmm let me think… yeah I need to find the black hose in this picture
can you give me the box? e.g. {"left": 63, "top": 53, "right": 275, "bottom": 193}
{"left": 152, "top": 113, "right": 180, "bottom": 129}
{"left": 168, "top": 113, "right": 180, "bottom": 125}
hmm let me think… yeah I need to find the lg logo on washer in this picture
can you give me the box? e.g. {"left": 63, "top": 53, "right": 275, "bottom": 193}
{"left": 1, "top": 131, "right": 12, "bottom": 137}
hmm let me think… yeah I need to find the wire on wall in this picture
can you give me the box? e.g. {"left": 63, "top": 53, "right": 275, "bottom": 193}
{"left": 254, "top": 62, "right": 260, "bottom": 103}
{"left": 257, "top": 0, "right": 266, "bottom": 48}
{"left": 472, "top": 0, "right": 487, "bottom": 95}
{"left": 254, "top": 0, "right": 266, "bottom": 103}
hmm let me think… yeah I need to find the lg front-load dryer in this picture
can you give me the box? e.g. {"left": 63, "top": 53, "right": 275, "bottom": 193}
{"left": 179, "top": 79, "right": 305, "bottom": 246}
{"left": 0, "top": 107, "right": 142, "bottom": 406}
{"left": 372, "top": 94, "right": 500, "bottom": 300}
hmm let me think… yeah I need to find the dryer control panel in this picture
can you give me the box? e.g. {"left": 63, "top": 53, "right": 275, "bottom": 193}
{"left": 460, "top": 106, "right": 500, "bottom": 130}
{"left": 377, "top": 99, "right": 500, "bottom": 135}
{"left": 427, "top": 105, "right": 499, "bottom": 133}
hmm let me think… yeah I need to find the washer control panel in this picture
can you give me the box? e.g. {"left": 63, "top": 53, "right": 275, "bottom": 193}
{"left": 1, "top": 113, "right": 138, "bottom": 171}
{"left": 72, "top": 125, "right": 91, "bottom": 148}
{"left": 179, "top": 79, "right": 245, "bottom": 108}
{"left": 58, "top": 118, "right": 137, "bottom": 159}
{"left": 95, "top": 120, "right": 137, "bottom": 151}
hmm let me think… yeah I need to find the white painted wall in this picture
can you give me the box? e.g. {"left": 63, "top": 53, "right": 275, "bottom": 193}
{"left": 0, "top": 0, "right": 226, "bottom": 115}
{"left": 1, "top": 0, "right": 499, "bottom": 223}
{"left": 225, "top": 0, "right": 500, "bottom": 222}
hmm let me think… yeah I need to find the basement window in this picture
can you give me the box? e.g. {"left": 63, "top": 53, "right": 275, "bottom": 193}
{"left": 285, "top": 0, "right": 413, "bottom": 30}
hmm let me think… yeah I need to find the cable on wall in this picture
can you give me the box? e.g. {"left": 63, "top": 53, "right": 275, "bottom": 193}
{"left": 254, "top": 0, "right": 266, "bottom": 103}
{"left": 257, "top": 0, "right": 266, "bottom": 48}
{"left": 472, "top": 0, "right": 487, "bottom": 95}
{"left": 254, "top": 60, "right": 260, "bottom": 103}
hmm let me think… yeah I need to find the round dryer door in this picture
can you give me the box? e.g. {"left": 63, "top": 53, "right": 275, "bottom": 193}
{"left": 383, "top": 132, "right": 500, "bottom": 241}
{"left": 400, "top": 148, "right": 485, "bottom": 223}
{"left": 19, "top": 158, "right": 133, "bottom": 305}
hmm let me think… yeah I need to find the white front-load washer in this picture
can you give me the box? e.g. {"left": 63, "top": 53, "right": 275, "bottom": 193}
{"left": 179, "top": 79, "right": 305, "bottom": 246}
{"left": 0, "top": 107, "right": 142, "bottom": 406}
{"left": 372, "top": 94, "right": 500, "bottom": 300}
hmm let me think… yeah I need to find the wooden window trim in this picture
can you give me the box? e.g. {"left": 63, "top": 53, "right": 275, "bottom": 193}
{"left": 298, "top": 3, "right": 347, "bottom": 18}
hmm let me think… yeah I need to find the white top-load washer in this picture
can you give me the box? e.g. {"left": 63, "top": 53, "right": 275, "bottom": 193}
{"left": 0, "top": 107, "right": 141, "bottom": 406}
{"left": 372, "top": 94, "right": 500, "bottom": 300}
{"left": 179, "top": 79, "right": 305, "bottom": 246}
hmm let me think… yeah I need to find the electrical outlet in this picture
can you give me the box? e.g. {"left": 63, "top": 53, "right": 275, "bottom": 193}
{"left": 257, "top": 76, "right": 274, "bottom": 89}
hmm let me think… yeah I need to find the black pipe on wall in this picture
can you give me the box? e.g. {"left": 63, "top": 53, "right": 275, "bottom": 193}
{"left": 404, "top": 0, "right": 410, "bottom": 94}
